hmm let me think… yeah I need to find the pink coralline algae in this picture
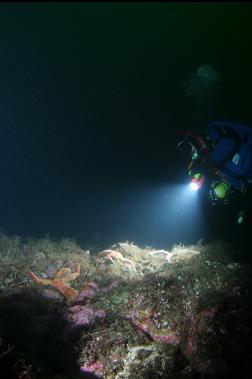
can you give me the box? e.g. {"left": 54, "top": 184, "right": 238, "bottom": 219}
{"left": 80, "top": 361, "right": 103, "bottom": 378}
{"left": 44, "top": 265, "right": 58, "bottom": 278}
{"left": 41, "top": 289, "right": 63, "bottom": 301}
{"left": 65, "top": 304, "right": 106, "bottom": 327}
{"left": 100, "top": 280, "right": 119, "bottom": 294}
{"left": 75, "top": 280, "right": 119, "bottom": 303}
{"left": 76, "top": 288, "right": 97, "bottom": 301}
{"left": 182, "top": 306, "right": 218, "bottom": 359}
{"left": 151, "top": 333, "right": 180, "bottom": 345}
{"left": 126, "top": 310, "right": 180, "bottom": 346}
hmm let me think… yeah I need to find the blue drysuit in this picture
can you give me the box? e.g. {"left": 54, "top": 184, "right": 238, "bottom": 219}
{"left": 208, "top": 121, "right": 252, "bottom": 190}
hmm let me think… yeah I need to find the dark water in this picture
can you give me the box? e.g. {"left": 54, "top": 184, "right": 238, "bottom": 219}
{"left": 0, "top": 4, "right": 252, "bottom": 256}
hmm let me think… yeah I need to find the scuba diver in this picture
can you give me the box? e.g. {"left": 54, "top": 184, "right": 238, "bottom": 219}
{"left": 177, "top": 120, "right": 252, "bottom": 224}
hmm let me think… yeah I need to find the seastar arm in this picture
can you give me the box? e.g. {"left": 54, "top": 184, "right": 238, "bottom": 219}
{"left": 53, "top": 279, "right": 79, "bottom": 300}
{"left": 63, "top": 263, "right": 81, "bottom": 284}
{"left": 30, "top": 271, "right": 53, "bottom": 286}
{"left": 55, "top": 267, "right": 71, "bottom": 279}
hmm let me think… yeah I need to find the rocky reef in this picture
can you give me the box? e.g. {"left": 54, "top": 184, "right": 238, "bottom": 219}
{"left": 0, "top": 235, "right": 251, "bottom": 378}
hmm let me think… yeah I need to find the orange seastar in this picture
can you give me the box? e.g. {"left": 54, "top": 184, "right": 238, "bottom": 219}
{"left": 30, "top": 264, "right": 81, "bottom": 301}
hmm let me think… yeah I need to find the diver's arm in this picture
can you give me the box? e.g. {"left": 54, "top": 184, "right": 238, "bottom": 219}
{"left": 177, "top": 129, "right": 209, "bottom": 154}
{"left": 208, "top": 121, "right": 248, "bottom": 142}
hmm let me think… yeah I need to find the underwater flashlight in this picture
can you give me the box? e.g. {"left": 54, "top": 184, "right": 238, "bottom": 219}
{"left": 189, "top": 172, "right": 204, "bottom": 191}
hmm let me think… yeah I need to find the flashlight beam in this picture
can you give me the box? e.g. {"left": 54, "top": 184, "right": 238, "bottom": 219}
{"left": 189, "top": 182, "right": 200, "bottom": 191}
